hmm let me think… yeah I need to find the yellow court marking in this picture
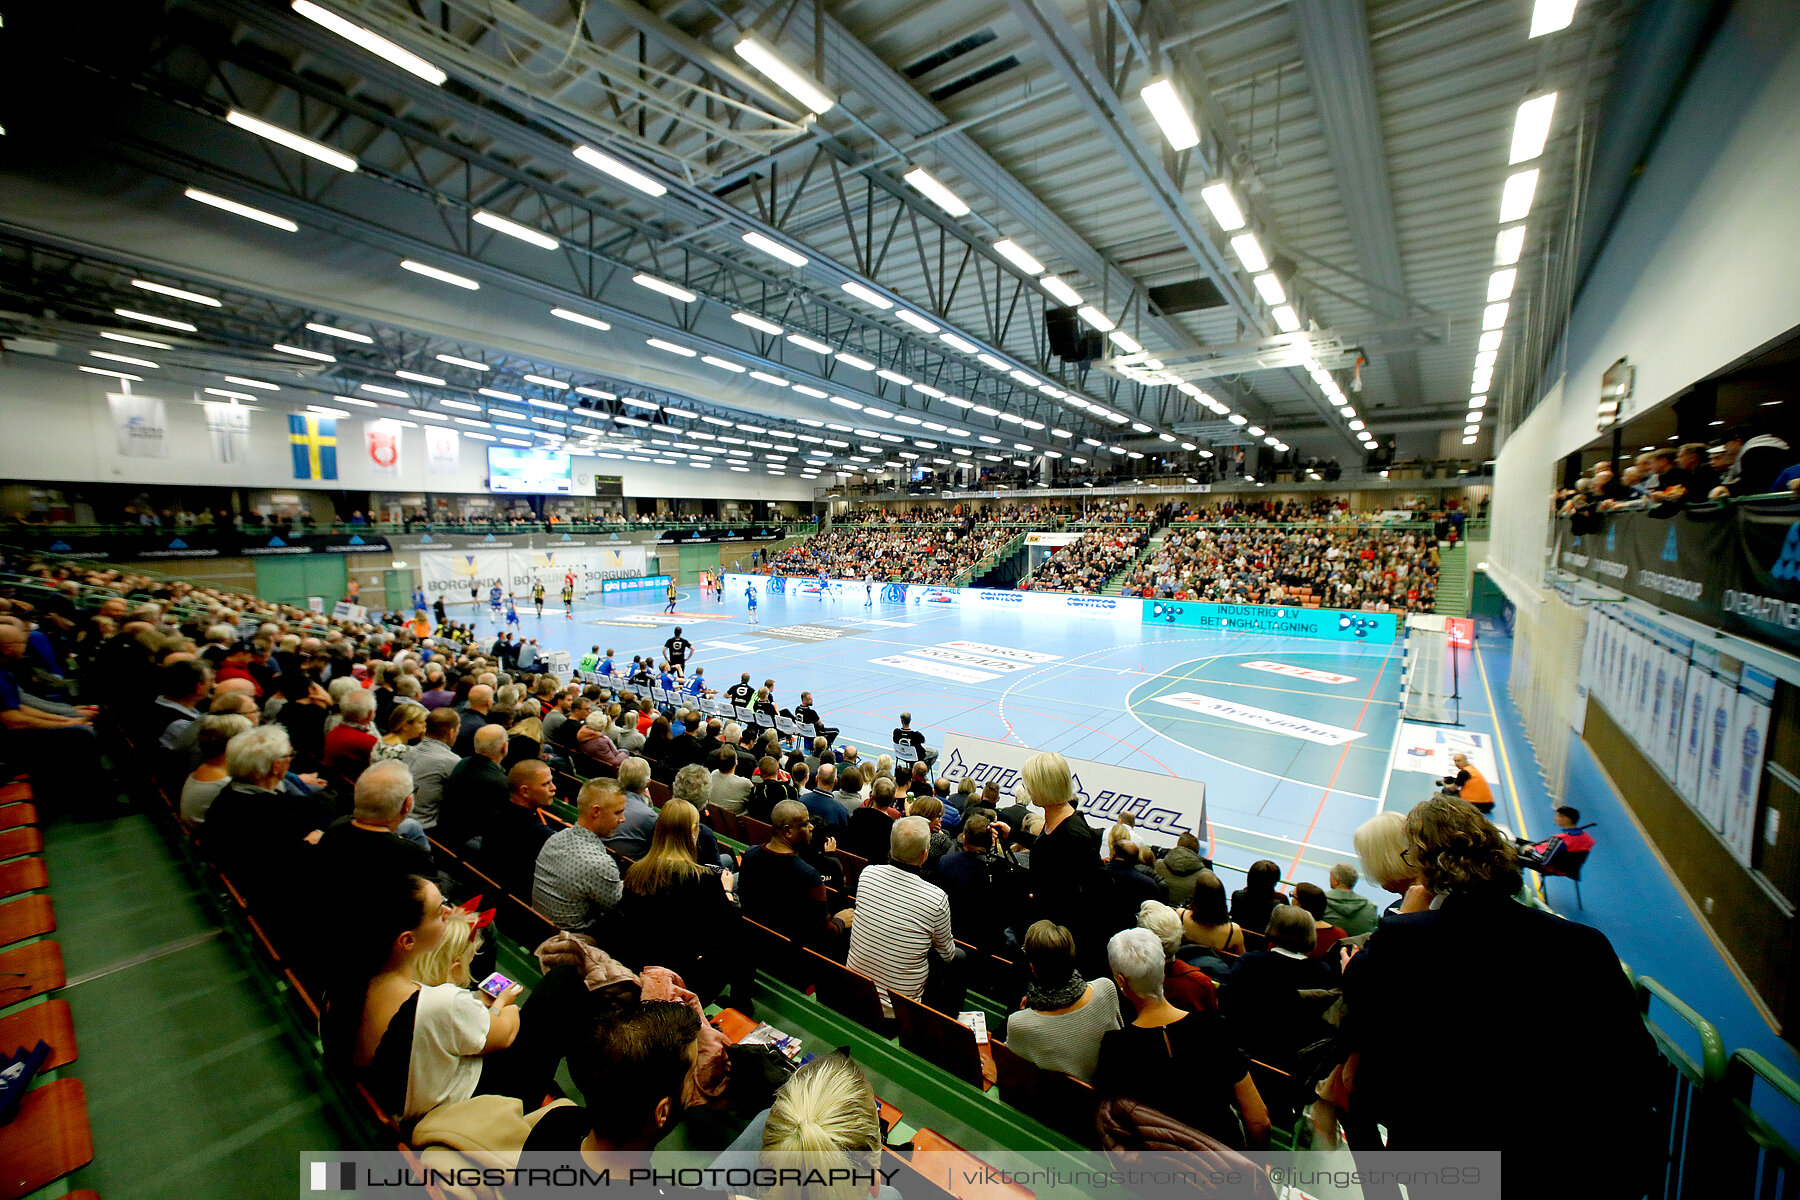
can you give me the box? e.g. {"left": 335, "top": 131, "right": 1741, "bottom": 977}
{"left": 1474, "top": 639, "right": 1529, "bottom": 841}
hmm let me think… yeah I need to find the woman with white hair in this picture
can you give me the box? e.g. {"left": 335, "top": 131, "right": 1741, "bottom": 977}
{"left": 1135, "top": 900, "right": 1218, "bottom": 1014}
{"left": 323, "top": 687, "right": 380, "bottom": 779}
{"left": 1092, "top": 927, "right": 1269, "bottom": 1148}
{"left": 200, "top": 725, "right": 331, "bottom": 930}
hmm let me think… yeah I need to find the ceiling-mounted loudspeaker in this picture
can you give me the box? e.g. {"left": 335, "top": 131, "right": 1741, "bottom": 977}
{"left": 1044, "top": 306, "right": 1103, "bottom": 362}
{"left": 1147, "top": 278, "right": 1227, "bottom": 316}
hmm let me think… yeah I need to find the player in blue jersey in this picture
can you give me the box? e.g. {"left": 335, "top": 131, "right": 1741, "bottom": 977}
{"left": 411, "top": 587, "right": 427, "bottom": 612}
{"left": 504, "top": 593, "right": 520, "bottom": 629}
{"left": 598, "top": 648, "right": 615, "bottom": 678}
{"left": 817, "top": 570, "right": 829, "bottom": 600}
{"left": 745, "top": 583, "right": 759, "bottom": 624}
{"left": 488, "top": 584, "right": 503, "bottom": 619}
{"left": 864, "top": 576, "right": 874, "bottom": 607}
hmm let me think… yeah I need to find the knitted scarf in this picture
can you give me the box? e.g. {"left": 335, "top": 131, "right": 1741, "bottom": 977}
{"left": 1025, "top": 969, "right": 1089, "bottom": 1012}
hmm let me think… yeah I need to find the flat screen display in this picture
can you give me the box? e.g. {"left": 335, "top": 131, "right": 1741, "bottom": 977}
{"left": 487, "top": 447, "right": 573, "bottom": 494}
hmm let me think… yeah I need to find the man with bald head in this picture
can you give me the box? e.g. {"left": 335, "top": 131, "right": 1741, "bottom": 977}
{"left": 475, "top": 760, "right": 556, "bottom": 898}
{"left": 455, "top": 683, "right": 497, "bottom": 756}
{"left": 440, "top": 723, "right": 510, "bottom": 851}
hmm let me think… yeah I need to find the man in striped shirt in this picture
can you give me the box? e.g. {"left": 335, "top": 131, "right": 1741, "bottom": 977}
{"left": 846, "top": 817, "right": 962, "bottom": 1015}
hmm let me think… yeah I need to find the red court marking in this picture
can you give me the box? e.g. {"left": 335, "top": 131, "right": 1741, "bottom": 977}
{"left": 1287, "top": 657, "right": 1390, "bottom": 879}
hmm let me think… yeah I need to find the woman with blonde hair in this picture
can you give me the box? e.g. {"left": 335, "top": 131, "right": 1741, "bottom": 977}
{"left": 759, "top": 1053, "right": 883, "bottom": 1200}
{"left": 616, "top": 799, "right": 737, "bottom": 1001}
{"left": 1023, "top": 751, "right": 1102, "bottom": 967}
{"left": 906, "top": 794, "right": 953, "bottom": 868}
{"left": 411, "top": 904, "right": 488, "bottom": 988}
{"left": 371, "top": 701, "right": 427, "bottom": 764}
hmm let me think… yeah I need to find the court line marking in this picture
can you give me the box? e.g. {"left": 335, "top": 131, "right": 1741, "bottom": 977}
{"left": 1474, "top": 638, "right": 1529, "bottom": 842}
{"left": 1288, "top": 657, "right": 1391, "bottom": 877}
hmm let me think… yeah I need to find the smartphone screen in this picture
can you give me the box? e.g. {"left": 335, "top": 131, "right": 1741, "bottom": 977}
{"left": 477, "top": 971, "right": 513, "bottom": 998}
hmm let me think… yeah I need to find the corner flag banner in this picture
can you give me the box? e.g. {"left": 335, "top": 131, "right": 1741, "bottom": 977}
{"left": 107, "top": 393, "right": 169, "bottom": 457}
{"left": 201, "top": 401, "right": 251, "bottom": 463}
{"left": 289, "top": 413, "right": 339, "bottom": 480}
{"left": 936, "top": 731, "right": 1207, "bottom": 851}
{"left": 364, "top": 420, "right": 403, "bottom": 480}
{"left": 426, "top": 425, "right": 460, "bottom": 475}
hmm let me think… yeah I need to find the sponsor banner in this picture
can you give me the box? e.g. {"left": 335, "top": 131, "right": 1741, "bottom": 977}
{"left": 657, "top": 526, "right": 785, "bottom": 544}
{"left": 937, "top": 641, "right": 1060, "bottom": 664}
{"left": 420, "top": 550, "right": 508, "bottom": 605}
{"left": 107, "top": 393, "right": 169, "bottom": 458}
{"left": 331, "top": 601, "right": 368, "bottom": 623}
{"left": 202, "top": 401, "right": 251, "bottom": 463}
{"left": 1023, "top": 532, "right": 1085, "bottom": 546}
{"left": 240, "top": 533, "right": 390, "bottom": 557}
{"left": 870, "top": 654, "right": 997, "bottom": 684}
{"left": 1241, "top": 660, "right": 1357, "bottom": 684}
{"left": 726, "top": 575, "right": 1144, "bottom": 625}
{"left": 425, "top": 425, "right": 460, "bottom": 475}
{"left": 600, "top": 574, "right": 670, "bottom": 594}
{"left": 1151, "top": 691, "right": 1367, "bottom": 746}
{"left": 762, "top": 623, "right": 866, "bottom": 643}
{"left": 936, "top": 732, "right": 1208, "bottom": 850}
{"left": 906, "top": 646, "right": 1038, "bottom": 673}
{"left": 1391, "top": 723, "right": 1499, "bottom": 781}
{"left": 1146, "top": 599, "right": 1399, "bottom": 643}
{"left": 1723, "top": 666, "right": 1776, "bottom": 866}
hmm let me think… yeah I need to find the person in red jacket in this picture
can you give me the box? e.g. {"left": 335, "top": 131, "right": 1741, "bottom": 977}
{"left": 214, "top": 641, "right": 264, "bottom": 699}
{"left": 1517, "top": 806, "right": 1595, "bottom": 867}
{"left": 321, "top": 688, "right": 379, "bottom": 781}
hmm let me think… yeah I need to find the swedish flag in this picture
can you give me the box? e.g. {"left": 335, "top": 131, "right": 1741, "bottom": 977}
{"left": 289, "top": 413, "right": 338, "bottom": 480}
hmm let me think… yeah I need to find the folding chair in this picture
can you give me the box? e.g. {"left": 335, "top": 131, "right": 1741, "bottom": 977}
{"left": 805, "top": 949, "right": 886, "bottom": 1030}
{"left": 888, "top": 989, "right": 987, "bottom": 1090}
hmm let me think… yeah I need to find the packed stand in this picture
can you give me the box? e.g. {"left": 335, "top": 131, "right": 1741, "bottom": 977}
{"left": 1116, "top": 525, "right": 1437, "bottom": 611}
{"left": 759, "top": 520, "right": 1015, "bottom": 585}
{"left": 1017, "top": 529, "right": 1149, "bottom": 594}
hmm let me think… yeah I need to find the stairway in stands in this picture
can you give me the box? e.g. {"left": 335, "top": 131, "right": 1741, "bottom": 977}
{"left": 1434, "top": 541, "right": 1469, "bottom": 616}
{"left": 1103, "top": 534, "right": 1163, "bottom": 596}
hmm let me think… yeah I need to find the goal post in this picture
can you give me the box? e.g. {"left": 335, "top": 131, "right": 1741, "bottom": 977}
{"left": 1402, "top": 614, "right": 1462, "bottom": 725}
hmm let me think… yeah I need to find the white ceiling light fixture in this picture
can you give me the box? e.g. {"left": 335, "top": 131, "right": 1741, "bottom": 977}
{"left": 646, "top": 338, "right": 697, "bottom": 357}
{"left": 1463, "top": 434, "right": 1479, "bottom": 445}
{"left": 1479, "top": 329, "right": 1504, "bottom": 353}
{"left": 1229, "top": 233, "right": 1270, "bottom": 273}
{"left": 1510, "top": 93, "right": 1559, "bottom": 164}
{"left": 1465, "top": 410, "right": 1484, "bottom": 424}
{"left": 902, "top": 167, "right": 969, "bottom": 216}
{"left": 732, "top": 34, "right": 835, "bottom": 114}
{"left": 1487, "top": 268, "right": 1518, "bottom": 302}
{"left": 521, "top": 374, "right": 568, "bottom": 390}
{"left": 550, "top": 308, "right": 612, "bottom": 334}
{"left": 307, "top": 405, "right": 351, "bottom": 418}
{"left": 1494, "top": 225, "right": 1527, "bottom": 267}
{"left": 877, "top": 370, "right": 913, "bottom": 386}
{"left": 1482, "top": 302, "right": 1511, "bottom": 331}
{"left": 181, "top": 187, "right": 298, "bottom": 231}
{"left": 1140, "top": 77, "right": 1200, "bottom": 150}
{"left": 114, "top": 308, "right": 196, "bottom": 332}
{"left": 359, "top": 383, "right": 407, "bottom": 398}
{"left": 730, "top": 312, "right": 784, "bottom": 337}
{"left": 631, "top": 273, "right": 696, "bottom": 303}
{"left": 1530, "top": 0, "right": 1579, "bottom": 39}
{"left": 741, "top": 230, "right": 808, "bottom": 268}
{"left": 472, "top": 210, "right": 558, "bottom": 250}
{"left": 749, "top": 371, "right": 790, "bottom": 387}
{"left": 78, "top": 366, "right": 143, "bottom": 382}
{"left": 663, "top": 407, "right": 697, "bottom": 419}
{"left": 1228, "top": 414, "right": 1248, "bottom": 426}
{"left": 1076, "top": 306, "right": 1116, "bottom": 332}
{"left": 701, "top": 355, "right": 747, "bottom": 373}
{"left": 1040, "top": 276, "right": 1083, "bottom": 307}
{"left": 224, "top": 110, "right": 358, "bottom": 172}
{"left": 131, "top": 279, "right": 221, "bottom": 307}
{"left": 895, "top": 310, "right": 940, "bottom": 334}
{"left": 1499, "top": 169, "right": 1540, "bottom": 223}
{"left": 528, "top": 398, "right": 569, "bottom": 411}
{"left": 1271, "top": 305, "right": 1302, "bottom": 333}
{"left": 90, "top": 350, "right": 158, "bottom": 369}
{"left": 1469, "top": 395, "right": 1488, "bottom": 408}
{"left": 786, "top": 333, "right": 834, "bottom": 355}
{"left": 571, "top": 145, "right": 667, "bottom": 197}
{"left": 1131, "top": 422, "right": 1153, "bottom": 434}
{"left": 100, "top": 332, "right": 170, "bottom": 350}
{"left": 1199, "top": 182, "right": 1247, "bottom": 231}
{"left": 573, "top": 388, "right": 616, "bottom": 402}
{"left": 303, "top": 321, "right": 371, "bottom": 344}
{"left": 1252, "top": 274, "right": 1287, "bottom": 306}
{"left": 441, "top": 398, "right": 483, "bottom": 412}
{"left": 291, "top": 0, "right": 446, "bottom": 83}
{"left": 992, "top": 239, "right": 1046, "bottom": 275}
{"left": 938, "top": 332, "right": 979, "bottom": 354}
{"left": 203, "top": 388, "right": 256, "bottom": 401}
{"left": 620, "top": 396, "right": 660, "bottom": 410}
{"left": 477, "top": 388, "right": 522, "bottom": 402}
{"left": 401, "top": 260, "right": 478, "bottom": 290}
{"left": 273, "top": 343, "right": 335, "bottom": 362}
{"left": 223, "top": 375, "right": 279, "bottom": 391}
{"left": 1108, "top": 331, "right": 1144, "bottom": 355}
{"left": 333, "top": 395, "right": 381, "bottom": 409}
{"left": 840, "top": 281, "right": 893, "bottom": 310}
{"left": 792, "top": 385, "right": 829, "bottom": 399}
{"left": 1474, "top": 351, "right": 1498, "bottom": 371}
{"left": 834, "top": 352, "right": 875, "bottom": 371}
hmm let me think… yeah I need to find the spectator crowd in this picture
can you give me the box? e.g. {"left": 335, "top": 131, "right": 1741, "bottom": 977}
{"left": 1116, "top": 526, "right": 1438, "bottom": 611}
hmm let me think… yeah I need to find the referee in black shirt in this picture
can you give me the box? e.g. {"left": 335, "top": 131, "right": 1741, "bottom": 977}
{"left": 662, "top": 628, "right": 693, "bottom": 679}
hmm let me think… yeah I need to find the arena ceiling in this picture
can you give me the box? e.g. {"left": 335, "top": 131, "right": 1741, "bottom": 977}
{"left": 0, "top": 0, "right": 1643, "bottom": 480}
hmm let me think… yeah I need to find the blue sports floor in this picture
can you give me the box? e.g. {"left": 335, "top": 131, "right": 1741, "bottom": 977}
{"left": 475, "top": 585, "right": 1800, "bottom": 1094}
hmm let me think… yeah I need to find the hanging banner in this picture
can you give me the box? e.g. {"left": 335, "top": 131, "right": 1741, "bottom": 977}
{"left": 365, "top": 421, "right": 404, "bottom": 480}
{"left": 935, "top": 731, "right": 1208, "bottom": 851}
{"left": 107, "top": 393, "right": 169, "bottom": 458}
{"left": 288, "top": 413, "right": 339, "bottom": 481}
{"left": 419, "top": 550, "right": 507, "bottom": 606}
{"left": 1722, "top": 666, "right": 1776, "bottom": 867}
{"left": 425, "top": 425, "right": 461, "bottom": 476}
{"left": 202, "top": 401, "right": 251, "bottom": 463}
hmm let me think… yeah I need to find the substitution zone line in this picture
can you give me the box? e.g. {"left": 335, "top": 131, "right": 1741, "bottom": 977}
{"left": 1287, "top": 656, "right": 1391, "bottom": 879}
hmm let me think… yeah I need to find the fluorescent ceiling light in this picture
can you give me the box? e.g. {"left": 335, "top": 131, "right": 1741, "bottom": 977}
{"left": 418, "top": 410, "right": 448, "bottom": 420}
{"left": 131, "top": 279, "right": 220, "bottom": 307}
{"left": 793, "top": 385, "right": 829, "bottom": 398}
{"left": 1228, "top": 414, "right": 1248, "bottom": 426}
{"left": 572, "top": 144, "right": 667, "bottom": 196}
{"left": 223, "top": 375, "right": 279, "bottom": 391}
{"left": 90, "top": 350, "right": 157, "bottom": 369}
{"left": 530, "top": 397, "right": 570, "bottom": 410}
{"left": 620, "top": 396, "right": 660, "bottom": 410}
{"left": 307, "top": 405, "right": 351, "bottom": 417}
{"left": 401, "top": 260, "right": 479, "bottom": 290}
{"left": 333, "top": 395, "right": 380, "bottom": 408}
{"left": 273, "top": 343, "right": 334, "bottom": 362}
{"left": 300, "top": 322, "right": 370, "bottom": 344}
{"left": 462, "top": 431, "right": 496, "bottom": 440}
{"left": 1199, "top": 182, "right": 1247, "bottom": 231}
{"left": 1252, "top": 274, "right": 1286, "bottom": 306}
{"left": 992, "top": 239, "right": 1045, "bottom": 275}
{"left": 522, "top": 373, "right": 568, "bottom": 389}
{"left": 1140, "top": 78, "right": 1200, "bottom": 150}
{"left": 1482, "top": 302, "right": 1510, "bottom": 331}
{"left": 203, "top": 388, "right": 255, "bottom": 401}
{"left": 182, "top": 187, "right": 297, "bottom": 231}
{"left": 732, "top": 35, "right": 835, "bottom": 114}
{"left": 893, "top": 414, "right": 922, "bottom": 426}
{"left": 574, "top": 387, "right": 616, "bottom": 401}
{"left": 742, "top": 231, "right": 808, "bottom": 268}
{"left": 1475, "top": 351, "right": 1498, "bottom": 371}
{"left": 646, "top": 338, "right": 696, "bottom": 356}
{"left": 701, "top": 355, "right": 746, "bottom": 372}
{"left": 616, "top": 416, "right": 650, "bottom": 428}
{"left": 1229, "top": 234, "right": 1269, "bottom": 273}
{"left": 477, "top": 388, "right": 521, "bottom": 403}
{"left": 979, "top": 435, "right": 1001, "bottom": 445}
{"left": 1076, "top": 306, "right": 1116, "bottom": 333}
{"left": 100, "top": 332, "right": 170, "bottom": 349}
{"left": 943, "top": 397, "right": 973, "bottom": 408}
{"left": 1463, "top": 434, "right": 1479, "bottom": 445}
{"left": 834, "top": 352, "right": 875, "bottom": 371}
{"left": 749, "top": 371, "right": 790, "bottom": 387}
{"left": 224, "top": 110, "right": 358, "bottom": 172}
{"left": 436, "top": 353, "right": 488, "bottom": 371}
{"left": 1271, "top": 305, "right": 1301, "bottom": 333}
{"left": 1479, "top": 330, "right": 1504, "bottom": 353}
{"left": 291, "top": 0, "right": 445, "bottom": 83}
{"left": 551, "top": 307, "right": 611, "bottom": 331}
{"left": 938, "top": 332, "right": 978, "bottom": 353}
{"left": 1465, "top": 411, "right": 1483, "bottom": 424}
{"left": 1040, "top": 276, "right": 1083, "bottom": 306}
{"left": 903, "top": 167, "right": 969, "bottom": 217}
{"left": 877, "top": 370, "right": 913, "bottom": 386}
{"left": 632, "top": 273, "right": 696, "bottom": 303}
{"left": 471, "top": 210, "right": 558, "bottom": 250}
{"left": 1108, "top": 331, "right": 1143, "bottom": 355}
{"left": 841, "top": 281, "right": 893, "bottom": 309}
{"left": 79, "top": 366, "right": 142, "bottom": 382}
{"left": 1009, "top": 370, "right": 1039, "bottom": 386}
{"left": 1494, "top": 225, "right": 1527, "bottom": 267}
{"left": 1530, "top": 0, "right": 1579, "bottom": 38}
{"left": 663, "top": 407, "right": 697, "bottom": 418}
{"left": 1499, "top": 169, "right": 1539, "bottom": 223}
{"left": 1470, "top": 395, "right": 1488, "bottom": 408}
{"left": 1348, "top": 419, "right": 1365, "bottom": 431}
{"left": 1465, "top": 425, "right": 1481, "bottom": 436}
{"left": 113, "top": 308, "right": 196, "bottom": 332}
{"left": 831, "top": 397, "right": 865, "bottom": 411}
{"left": 731, "top": 312, "right": 784, "bottom": 337}
{"left": 895, "top": 310, "right": 940, "bottom": 334}
{"left": 786, "top": 333, "right": 833, "bottom": 355}
{"left": 1511, "top": 93, "right": 1558, "bottom": 164}
{"left": 971, "top": 404, "right": 999, "bottom": 417}
{"left": 359, "top": 383, "right": 407, "bottom": 398}
{"left": 1487, "top": 268, "right": 1518, "bottom": 304}
{"left": 499, "top": 439, "right": 530, "bottom": 447}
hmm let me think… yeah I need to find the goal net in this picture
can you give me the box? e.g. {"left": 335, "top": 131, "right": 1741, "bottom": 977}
{"left": 1402, "top": 614, "right": 1460, "bottom": 724}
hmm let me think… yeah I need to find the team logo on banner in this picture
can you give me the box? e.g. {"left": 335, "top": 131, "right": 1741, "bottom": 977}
{"left": 1241, "top": 660, "right": 1357, "bottom": 684}
{"left": 365, "top": 421, "right": 403, "bottom": 480}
